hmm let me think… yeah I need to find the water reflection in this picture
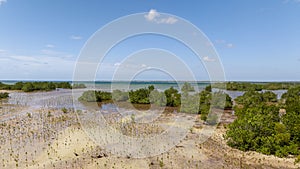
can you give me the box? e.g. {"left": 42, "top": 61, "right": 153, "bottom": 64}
{"left": 213, "top": 89, "right": 287, "bottom": 100}
{"left": 4, "top": 89, "right": 288, "bottom": 112}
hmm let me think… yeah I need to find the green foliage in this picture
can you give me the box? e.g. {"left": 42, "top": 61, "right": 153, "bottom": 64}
{"left": 235, "top": 91, "right": 277, "bottom": 108}
{"left": 180, "top": 92, "right": 199, "bottom": 114}
{"left": 0, "top": 81, "right": 72, "bottom": 92}
{"left": 206, "top": 113, "right": 219, "bottom": 125}
{"left": 199, "top": 90, "right": 233, "bottom": 121}
{"left": 204, "top": 85, "right": 212, "bottom": 92}
{"left": 0, "top": 82, "right": 10, "bottom": 90}
{"left": 199, "top": 104, "right": 210, "bottom": 121}
{"left": 149, "top": 89, "right": 166, "bottom": 106}
{"left": 56, "top": 82, "right": 72, "bottom": 89}
{"left": 226, "top": 105, "right": 282, "bottom": 153}
{"left": 96, "top": 91, "right": 112, "bottom": 101}
{"left": 181, "top": 82, "right": 195, "bottom": 92}
{"left": 263, "top": 82, "right": 294, "bottom": 90}
{"left": 199, "top": 90, "right": 211, "bottom": 121}
{"left": 0, "top": 92, "right": 9, "bottom": 99}
{"left": 129, "top": 88, "right": 151, "bottom": 104}
{"left": 262, "top": 91, "right": 277, "bottom": 102}
{"left": 27, "top": 112, "right": 32, "bottom": 118}
{"left": 13, "top": 82, "right": 25, "bottom": 90}
{"left": 159, "top": 160, "right": 164, "bottom": 167}
{"left": 61, "top": 107, "right": 68, "bottom": 114}
{"left": 282, "top": 111, "right": 300, "bottom": 144}
{"left": 148, "top": 85, "right": 155, "bottom": 91}
{"left": 112, "top": 90, "right": 129, "bottom": 102}
{"left": 79, "top": 90, "right": 112, "bottom": 102}
{"left": 226, "top": 87, "right": 300, "bottom": 158}
{"left": 295, "top": 155, "right": 300, "bottom": 164}
{"left": 72, "top": 83, "right": 87, "bottom": 89}
{"left": 211, "top": 91, "right": 233, "bottom": 109}
{"left": 214, "top": 82, "right": 300, "bottom": 91}
{"left": 164, "top": 87, "right": 181, "bottom": 107}
{"left": 131, "top": 114, "right": 136, "bottom": 123}
{"left": 77, "top": 85, "right": 233, "bottom": 119}
{"left": 47, "top": 111, "right": 52, "bottom": 117}
{"left": 215, "top": 82, "right": 263, "bottom": 91}
{"left": 22, "top": 82, "right": 35, "bottom": 92}
{"left": 79, "top": 90, "right": 97, "bottom": 102}
{"left": 282, "top": 87, "right": 300, "bottom": 113}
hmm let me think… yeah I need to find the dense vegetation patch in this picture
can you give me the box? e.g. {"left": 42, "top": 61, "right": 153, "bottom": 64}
{"left": 197, "top": 86, "right": 233, "bottom": 121}
{"left": 181, "top": 82, "right": 195, "bottom": 92}
{"left": 0, "top": 82, "right": 72, "bottom": 92}
{"left": 215, "top": 82, "right": 300, "bottom": 91}
{"left": 78, "top": 84, "right": 233, "bottom": 124}
{"left": 78, "top": 90, "right": 112, "bottom": 102}
{"left": 0, "top": 92, "right": 9, "bottom": 99}
{"left": 129, "top": 85, "right": 154, "bottom": 104}
{"left": 72, "top": 83, "right": 87, "bottom": 89}
{"left": 226, "top": 88, "right": 300, "bottom": 159}
{"left": 234, "top": 91, "right": 277, "bottom": 108}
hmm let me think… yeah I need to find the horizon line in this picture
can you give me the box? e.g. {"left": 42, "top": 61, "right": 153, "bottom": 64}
{"left": 1, "top": 80, "right": 300, "bottom": 83}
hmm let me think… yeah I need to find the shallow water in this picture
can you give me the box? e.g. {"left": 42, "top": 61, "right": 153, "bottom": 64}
{"left": 6, "top": 89, "right": 85, "bottom": 109}
{"left": 3, "top": 88, "right": 288, "bottom": 113}
{"left": 213, "top": 89, "right": 287, "bottom": 100}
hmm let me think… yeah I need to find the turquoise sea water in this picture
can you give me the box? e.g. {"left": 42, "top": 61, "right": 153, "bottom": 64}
{"left": 1, "top": 80, "right": 211, "bottom": 91}
{"left": 0, "top": 81, "right": 288, "bottom": 99}
{"left": 88, "top": 81, "right": 210, "bottom": 91}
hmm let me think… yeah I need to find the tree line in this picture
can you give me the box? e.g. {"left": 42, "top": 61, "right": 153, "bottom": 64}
{"left": 0, "top": 82, "right": 86, "bottom": 92}
{"left": 214, "top": 82, "right": 300, "bottom": 91}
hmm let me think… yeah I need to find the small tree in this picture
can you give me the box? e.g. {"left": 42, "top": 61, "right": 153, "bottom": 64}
{"left": 181, "top": 82, "right": 195, "bottom": 92}
{"left": 61, "top": 107, "right": 68, "bottom": 114}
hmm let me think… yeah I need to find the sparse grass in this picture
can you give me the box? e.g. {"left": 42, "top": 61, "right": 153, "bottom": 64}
{"left": 61, "top": 107, "right": 68, "bottom": 114}
{"left": 159, "top": 160, "right": 164, "bottom": 167}
{"left": 295, "top": 155, "right": 300, "bottom": 164}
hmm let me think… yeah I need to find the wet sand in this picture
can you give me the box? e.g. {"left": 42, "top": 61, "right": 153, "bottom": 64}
{"left": 0, "top": 90, "right": 299, "bottom": 168}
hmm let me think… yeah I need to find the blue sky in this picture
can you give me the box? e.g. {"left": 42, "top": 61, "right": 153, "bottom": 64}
{"left": 0, "top": 0, "right": 300, "bottom": 81}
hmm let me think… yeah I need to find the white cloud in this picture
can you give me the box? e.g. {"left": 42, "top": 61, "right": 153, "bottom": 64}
{"left": 10, "top": 55, "right": 39, "bottom": 62}
{"left": 45, "top": 44, "right": 55, "bottom": 48}
{"left": 203, "top": 56, "right": 216, "bottom": 62}
{"left": 70, "top": 35, "right": 82, "bottom": 40}
{"left": 144, "top": 9, "right": 160, "bottom": 21}
{"left": 0, "top": 0, "right": 7, "bottom": 6}
{"left": 215, "top": 39, "right": 234, "bottom": 48}
{"left": 157, "top": 17, "right": 178, "bottom": 24}
{"left": 6, "top": 55, "right": 73, "bottom": 75}
{"left": 40, "top": 49, "right": 73, "bottom": 59}
{"left": 0, "top": 49, "right": 6, "bottom": 53}
{"left": 0, "top": 49, "right": 76, "bottom": 80}
{"left": 146, "top": 66, "right": 154, "bottom": 70}
{"left": 144, "top": 9, "right": 178, "bottom": 24}
{"left": 226, "top": 43, "right": 234, "bottom": 48}
{"left": 114, "top": 62, "right": 121, "bottom": 66}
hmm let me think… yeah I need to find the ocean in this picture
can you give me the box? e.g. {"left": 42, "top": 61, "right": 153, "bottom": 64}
{"left": 1, "top": 80, "right": 211, "bottom": 91}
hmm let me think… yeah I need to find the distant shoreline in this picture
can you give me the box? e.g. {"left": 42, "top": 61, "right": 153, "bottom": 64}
{"left": 1, "top": 80, "right": 300, "bottom": 83}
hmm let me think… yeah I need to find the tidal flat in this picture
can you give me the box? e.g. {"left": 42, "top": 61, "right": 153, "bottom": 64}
{"left": 0, "top": 89, "right": 299, "bottom": 168}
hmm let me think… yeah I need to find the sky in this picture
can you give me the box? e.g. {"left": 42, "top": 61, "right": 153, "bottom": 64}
{"left": 0, "top": 0, "right": 300, "bottom": 81}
